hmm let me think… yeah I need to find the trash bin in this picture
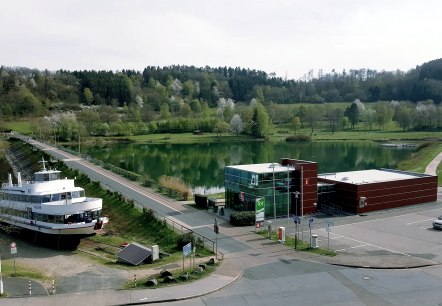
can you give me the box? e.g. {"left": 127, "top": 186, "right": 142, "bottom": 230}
{"left": 311, "top": 234, "right": 318, "bottom": 248}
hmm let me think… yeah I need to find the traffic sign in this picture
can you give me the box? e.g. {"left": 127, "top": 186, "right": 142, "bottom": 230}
{"left": 183, "top": 242, "right": 192, "bottom": 256}
{"left": 10, "top": 241, "right": 17, "bottom": 254}
{"left": 293, "top": 216, "right": 300, "bottom": 224}
{"left": 308, "top": 217, "right": 314, "bottom": 229}
{"left": 326, "top": 220, "right": 334, "bottom": 232}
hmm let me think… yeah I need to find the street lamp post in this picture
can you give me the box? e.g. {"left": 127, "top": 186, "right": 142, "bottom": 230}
{"left": 294, "top": 192, "right": 300, "bottom": 216}
{"left": 287, "top": 164, "right": 291, "bottom": 227}
{"left": 0, "top": 254, "right": 3, "bottom": 295}
{"left": 294, "top": 191, "right": 300, "bottom": 248}
{"left": 272, "top": 162, "right": 276, "bottom": 220}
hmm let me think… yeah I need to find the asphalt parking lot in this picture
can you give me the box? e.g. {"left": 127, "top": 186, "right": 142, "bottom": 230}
{"left": 278, "top": 202, "right": 442, "bottom": 263}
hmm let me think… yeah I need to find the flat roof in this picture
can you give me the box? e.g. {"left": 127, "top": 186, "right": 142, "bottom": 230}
{"left": 318, "top": 169, "right": 431, "bottom": 185}
{"left": 227, "top": 163, "right": 295, "bottom": 174}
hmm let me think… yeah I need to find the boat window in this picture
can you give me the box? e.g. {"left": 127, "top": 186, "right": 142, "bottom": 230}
{"left": 67, "top": 192, "right": 72, "bottom": 200}
{"left": 55, "top": 215, "right": 64, "bottom": 224}
{"left": 35, "top": 213, "right": 48, "bottom": 222}
{"left": 49, "top": 173, "right": 60, "bottom": 181}
{"left": 41, "top": 195, "right": 51, "bottom": 203}
{"left": 84, "top": 211, "right": 92, "bottom": 222}
{"left": 51, "top": 194, "right": 61, "bottom": 201}
{"left": 91, "top": 209, "right": 102, "bottom": 220}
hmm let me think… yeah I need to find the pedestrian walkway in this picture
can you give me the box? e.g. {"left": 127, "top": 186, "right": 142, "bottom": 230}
{"left": 425, "top": 151, "right": 442, "bottom": 175}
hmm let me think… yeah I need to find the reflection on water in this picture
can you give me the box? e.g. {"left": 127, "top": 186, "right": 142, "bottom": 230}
{"left": 69, "top": 141, "right": 413, "bottom": 193}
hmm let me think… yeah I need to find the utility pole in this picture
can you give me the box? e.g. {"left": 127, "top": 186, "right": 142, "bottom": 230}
{"left": 287, "top": 164, "right": 291, "bottom": 228}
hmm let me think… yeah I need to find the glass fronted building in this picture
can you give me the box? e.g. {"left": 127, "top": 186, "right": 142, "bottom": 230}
{"left": 224, "top": 163, "right": 295, "bottom": 218}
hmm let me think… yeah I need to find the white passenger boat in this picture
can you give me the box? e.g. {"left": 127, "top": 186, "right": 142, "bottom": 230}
{"left": 0, "top": 159, "right": 108, "bottom": 235}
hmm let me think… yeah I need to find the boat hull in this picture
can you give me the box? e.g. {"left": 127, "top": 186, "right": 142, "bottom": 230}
{"left": 0, "top": 216, "right": 106, "bottom": 235}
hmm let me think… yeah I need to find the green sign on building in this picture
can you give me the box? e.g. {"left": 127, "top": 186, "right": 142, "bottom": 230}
{"left": 256, "top": 197, "right": 265, "bottom": 222}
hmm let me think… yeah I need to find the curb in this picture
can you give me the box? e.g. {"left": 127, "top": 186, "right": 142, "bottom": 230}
{"left": 116, "top": 259, "right": 244, "bottom": 305}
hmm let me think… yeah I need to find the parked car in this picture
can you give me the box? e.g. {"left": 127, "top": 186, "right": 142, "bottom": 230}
{"left": 433, "top": 218, "right": 442, "bottom": 230}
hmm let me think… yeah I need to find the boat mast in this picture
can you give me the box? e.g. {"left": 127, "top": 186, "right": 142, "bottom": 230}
{"left": 39, "top": 158, "right": 47, "bottom": 171}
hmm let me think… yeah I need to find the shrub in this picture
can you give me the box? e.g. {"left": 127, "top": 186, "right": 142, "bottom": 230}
{"left": 177, "top": 232, "right": 195, "bottom": 249}
{"left": 159, "top": 175, "right": 193, "bottom": 200}
{"left": 143, "top": 207, "right": 155, "bottom": 220}
{"left": 285, "top": 134, "right": 311, "bottom": 142}
{"left": 230, "top": 211, "right": 255, "bottom": 226}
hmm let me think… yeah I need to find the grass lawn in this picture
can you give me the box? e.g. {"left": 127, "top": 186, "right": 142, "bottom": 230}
{"left": 257, "top": 230, "right": 336, "bottom": 257}
{"left": 1, "top": 259, "right": 48, "bottom": 280}
{"left": 1, "top": 119, "right": 36, "bottom": 135}
{"left": 127, "top": 133, "right": 253, "bottom": 144}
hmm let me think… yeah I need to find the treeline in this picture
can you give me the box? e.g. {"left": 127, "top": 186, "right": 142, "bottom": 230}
{"left": 1, "top": 59, "right": 442, "bottom": 141}
{"left": 1, "top": 59, "right": 442, "bottom": 118}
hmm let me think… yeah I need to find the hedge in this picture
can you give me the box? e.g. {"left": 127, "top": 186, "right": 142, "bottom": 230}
{"left": 230, "top": 211, "right": 255, "bottom": 226}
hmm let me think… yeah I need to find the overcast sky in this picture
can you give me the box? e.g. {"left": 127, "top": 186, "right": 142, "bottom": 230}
{"left": 1, "top": 0, "right": 441, "bottom": 79}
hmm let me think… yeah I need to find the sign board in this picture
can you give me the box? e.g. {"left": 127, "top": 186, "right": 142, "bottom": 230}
{"left": 10, "top": 241, "right": 17, "bottom": 254}
{"left": 326, "top": 220, "right": 334, "bottom": 233}
{"left": 182, "top": 242, "right": 192, "bottom": 257}
{"left": 308, "top": 217, "right": 314, "bottom": 229}
{"left": 293, "top": 216, "right": 300, "bottom": 224}
{"left": 255, "top": 198, "right": 265, "bottom": 223}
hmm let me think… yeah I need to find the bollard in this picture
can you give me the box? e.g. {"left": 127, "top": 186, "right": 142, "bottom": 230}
{"left": 134, "top": 274, "right": 137, "bottom": 287}
{"left": 52, "top": 279, "right": 56, "bottom": 294}
{"left": 28, "top": 280, "right": 32, "bottom": 295}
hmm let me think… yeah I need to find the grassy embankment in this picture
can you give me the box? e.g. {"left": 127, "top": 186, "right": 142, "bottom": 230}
{"left": 57, "top": 163, "right": 214, "bottom": 268}
{"left": 397, "top": 142, "right": 442, "bottom": 185}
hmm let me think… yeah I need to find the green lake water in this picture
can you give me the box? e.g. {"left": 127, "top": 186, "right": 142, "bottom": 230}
{"left": 72, "top": 141, "right": 414, "bottom": 194}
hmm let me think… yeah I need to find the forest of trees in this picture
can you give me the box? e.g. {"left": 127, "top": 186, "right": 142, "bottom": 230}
{"left": 1, "top": 58, "right": 442, "bottom": 140}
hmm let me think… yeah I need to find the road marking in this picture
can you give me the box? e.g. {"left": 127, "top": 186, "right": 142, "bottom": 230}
{"left": 330, "top": 207, "right": 442, "bottom": 229}
{"left": 316, "top": 229, "right": 411, "bottom": 257}
{"left": 406, "top": 218, "right": 435, "bottom": 225}
{"left": 336, "top": 244, "right": 367, "bottom": 252}
{"left": 192, "top": 224, "right": 214, "bottom": 229}
{"left": 74, "top": 159, "right": 183, "bottom": 214}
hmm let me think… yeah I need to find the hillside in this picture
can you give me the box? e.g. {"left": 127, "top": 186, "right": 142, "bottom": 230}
{"left": 0, "top": 59, "right": 442, "bottom": 119}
